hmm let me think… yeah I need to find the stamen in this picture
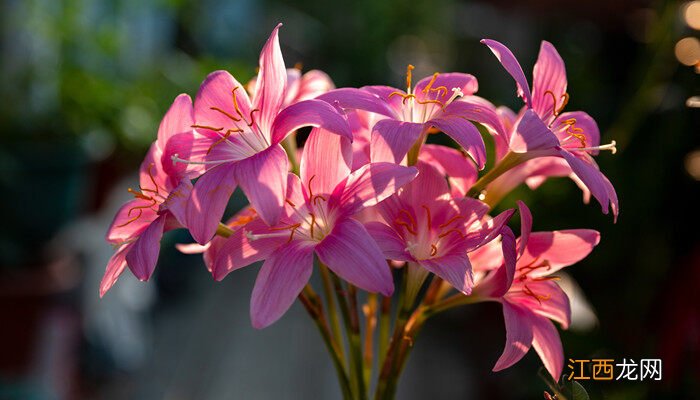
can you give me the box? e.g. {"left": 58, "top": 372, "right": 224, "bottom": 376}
{"left": 294, "top": 62, "right": 303, "bottom": 71}
{"left": 127, "top": 188, "right": 152, "bottom": 201}
{"left": 206, "top": 128, "right": 243, "bottom": 155}
{"left": 398, "top": 209, "right": 416, "bottom": 230}
{"left": 191, "top": 124, "right": 223, "bottom": 132}
{"left": 438, "top": 229, "right": 465, "bottom": 239}
{"left": 406, "top": 64, "right": 415, "bottom": 93}
{"left": 439, "top": 215, "right": 464, "bottom": 228}
{"left": 210, "top": 106, "right": 241, "bottom": 122}
{"left": 247, "top": 108, "right": 260, "bottom": 127}
{"left": 575, "top": 140, "right": 617, "bottom": 155}
{"left": 430, "top": 243, "right": 438, "bottom": 257}
{"left": 395, "top": 219, "right": 417, "bottom": 235}
{"left": 421, "top": 205, "right": 432, "bottom": 229}
{"left": 422, "top": 73, "right": 439, "bottom": 94}
{"left": 522, "top": 284, "right": 550, "bottom": 304}
{"left": 558, "top": 93, "right": 570, "bottom": 114}
{"left": 231, "top": 87, "right": 249, "bottom": 123}
{"left": 430, "top": 86, "right": 448, "bottom": 98}
{"left": 544, "top": 90, "right": 560, "bottom": 117}
{"left": 285, "top": 199, "right": 296, "bottom": 207}
{"left": 445, "top": 87, "right": 464, "bottom": 105}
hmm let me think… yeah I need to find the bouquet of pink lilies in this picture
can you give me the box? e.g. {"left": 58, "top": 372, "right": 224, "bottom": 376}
{"left": 102, "top": 23, "right": 617, "bottom": 399}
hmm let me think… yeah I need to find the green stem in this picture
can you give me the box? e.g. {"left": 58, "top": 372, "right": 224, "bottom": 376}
{"left": 363, "top": 294, "right": 378, "bottom": 386}
{"left": 299, "top": 285, "right": 354, "bottom": 399}
{"left": 377, "top": 295, "right": 392, "bottom": 366}
{"left": 320, "top": 264, "right": 346, "bottom": 366}
{"left": 467, "top": 151, "right": 527, "bottom": 198}
{"left": 375, "top": 268, "right": 411, "bottom": 400}
{"left": 331, "top": 272, "right": 367, "bottom": 400}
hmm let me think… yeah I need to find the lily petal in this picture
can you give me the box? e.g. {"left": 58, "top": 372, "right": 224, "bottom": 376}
{"left": 493, "top": 302, "right": 534, "bottom": 371}
{"left": 316, "top": 219, "right": 394, "bottom": 296}
{"left": 270, "top": 99, "right": 352, "bottom": 145}
{"left": 250, "top": 240, "right": 314, "bottom": 329}
{"left": 317, "top": 88, "right": 396, "bottom": 118}
{"left": 194, "top": 70, "right": 252, "bottom": 138}
{"left": 253, "top": 23, "right": 287, "bottom": 136}
{"left": 125, "top": 214, "right": 167, "bottom": 281}
{"left": 428, "top": 116, "right": 487, "bottom": 169}
{"left": 213, "top": 219, "right": 287, "bottom": 280}
{"left": 531, "top": 315, "right": 564, "bottom": 379}
{"left": 234, "top": 145, "right": 288, "bottom": 226}
{"left": 99, "top": 242, "right": 133, "bottom": 297}
{"left": 419, "top": 144, "right": 478, "bottom": 197}
{"left": 414, "top": 72, "right": 479, "bottom": 103}
{"left": 420, "top": 254, "right": 474, "bottom": 295}
{"left": 511, "top": 110, "right": 560, "bottom": 153}
{"left": 160, "top": 179, "right": 193, "bottom": 227}
{"left": 186, "top": 164, "right": 237, "bottom": 244}
{"left": 106, "top": 199, "right": 159, "bottom": 244}
{"left": 532, "top": 41, "right": 568, "bottom": 121}
{"left": 559, "top": 150, "right": 618, "bottom": 219}
{"left": 331, "top": 162, "right": 418, "bottom": 217}
{"left": 364, "top": 221, "right": 412, "bottom": 261}
{"left": 370, "top": 119, "right": 424, "bottom": 164}
{"left": 481, "top": 39, "right": 533, "bottom": 107}
{"left": 300, "top": 127, "right": 352, "bottom": 197}
{"left": 520, "top": 229, "right": 601, "bottom": 276}
{"left": 516, "top": 200, "right": 532, "bottom": 257}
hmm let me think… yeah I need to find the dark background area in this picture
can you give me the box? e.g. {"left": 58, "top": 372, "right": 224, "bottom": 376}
{"left": 0, "top": 0, "right": 697, "bottom": 398}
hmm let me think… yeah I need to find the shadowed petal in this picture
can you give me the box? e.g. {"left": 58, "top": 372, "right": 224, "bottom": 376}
{"left": 316, "top": 219, "right": 394, "bottom": 296}
{"left": 186, "top": 164, "right": 237, "bottom": 244}
{"left": 125, "top": 215, "right": 167, "bottom": 281}
{"left": 520, "top": 229, "right": 601, "bottom": 276}
{"left": 474, "top": 226, "right": 516, "bottom": 298}
{"left": 481, "top": 39, "right": 533, "bottom": 107}
{"left": 464, "top": 208, "right": 516, "bottom": 251}
{"left": 428, "top": 116, "right": 487, "bottom": 169}
{"left": 511, "top": 110, "right": 560, "bottom": 153}
{"left": 532, "top": 41, "right": 568, "bottom": 121}
{"left": 295, "top": 69, "right": 335, "bottom": 102}
{"left": 270, "top": 99, "right": 352, "bottom": 145}
{"left": 493, "top": 302, "right": 534, "bottom": 372}
{"left": 516, "top": 200, "right": 532, "bottom": 257}
{"left": 419, "top": 144, "right": 477, "bottom": 196}
{"left": 365, "top": 221, "right": 411, "bottom": 261}
{"left": 317, "top": 88, "right": 396, "bottom": 118}
{"left": 331, "top": 162, "right": 418, "bottom": 217}
{"left": 250, "top": 240, "right": 315, "bottom": 329}
{"left": 300, "top": 127, "right": 352, "bottom": 196}
{"left": 559, "top": 150, "right": 618, "bottom": 219}
{"left": 253, "top": 23, "right": 287, "bottom": 136}
{"left": 99, "top": 243, "right": 134, "bottom": 297}
{"left": 420, "top": 254, "right": 474, "bottom": 295}
{"left": 370, "top": 119, "right": 424, "bottom": 164}
{"left": 444, "top": 96, "right": 507, "bottom": 140}
{"left": 160, "top": 179, "right": 193, "bottom": 227}
{"left": 234, "top": 145, "right": 288, "bottom": 226}
{"left": 532, "top": 315, "right": 564, "bottom": 379}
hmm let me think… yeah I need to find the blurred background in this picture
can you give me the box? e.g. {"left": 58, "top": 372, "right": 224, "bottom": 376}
{"left": 0, "top": 0, "right": 697, "bottom": 398}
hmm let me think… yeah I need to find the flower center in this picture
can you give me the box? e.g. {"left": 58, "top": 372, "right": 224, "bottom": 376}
{"left": 116, "top": 164, "right": 163, "bottom": 228}
{"left": 388, "top": 66, "right": 464, "bottom": 123}
{"left": 396, "top": 205, "right": 466, "bottom": 260}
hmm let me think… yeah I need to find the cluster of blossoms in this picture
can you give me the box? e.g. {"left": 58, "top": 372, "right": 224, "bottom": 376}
{"left": 103, "top": 24, "right": 617, "bottom": 396}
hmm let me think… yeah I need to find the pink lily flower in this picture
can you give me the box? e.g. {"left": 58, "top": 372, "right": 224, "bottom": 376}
{"left": 318, "top": 66, "right": 500, "bottom": 169}
{"left": 481, "top": 39, "right": 618, "bottom": 219}
{"left": 166, "top": 24, "right": 352, "bottom": 244}
{"left": 365, "top": 162, "right": 515, "bottom": 294}
{"left": 102, "top": 94, "right": 196, "bottom": 296}
{"left": 473, "top": 201, "right": 600, "bottom": 379}
{"left": 211, "top": 128, "right": 418, "bottom": 328}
